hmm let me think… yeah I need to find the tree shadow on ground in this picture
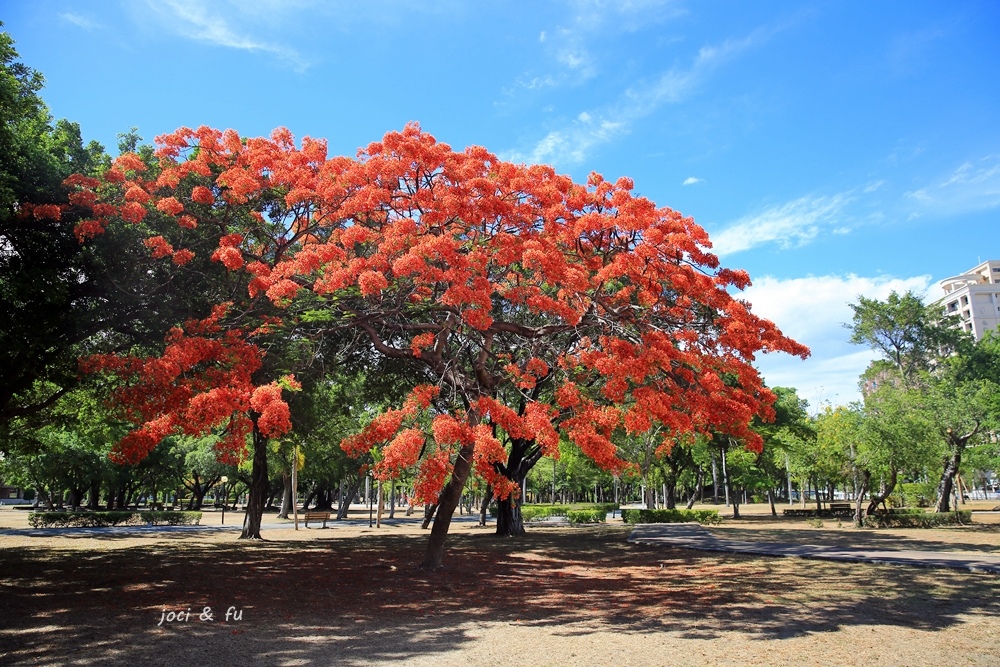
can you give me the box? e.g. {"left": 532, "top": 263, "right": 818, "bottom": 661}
{"left": 708, "top": 525, "right": 1000, "bottom": 554}
{"left": 0, "top": 526, "right": 997, "bottom": 665}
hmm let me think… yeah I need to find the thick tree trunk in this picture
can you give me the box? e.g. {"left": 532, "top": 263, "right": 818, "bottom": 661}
{"left": 935, "top": 450, "right": 962, "bottom": 513}
{"left": 495, "top": 494, "right": 525, "bottom": 536}
{"left": 87, "top": 479, "right": 100, "bottom": 510}
{"left": 422, "top": 440, "right": 476, "bottom": 569}
{"left": 665, "top": 481, "right": 677, "bottom": 510}
{"left": 240, "top": 421, "right": 268, "bottom": 540}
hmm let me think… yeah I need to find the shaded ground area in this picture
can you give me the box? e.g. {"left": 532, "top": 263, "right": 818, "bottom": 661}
{"left": 630, "top": 523, "right": 1000, "bottom": 572}
{"left": 1, "top": 525, "right": 999, "bottom": 666}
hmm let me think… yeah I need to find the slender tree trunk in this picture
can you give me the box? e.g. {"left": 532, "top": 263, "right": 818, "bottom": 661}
{"left": 866, "top": 469, "right": 898, "bottom": 516}
{"left": 376, "top": 481, "right": 384, "bottom": 527}
{"left": 240, "top": 420, "right": 268, "bottom": 540}
{"left": 854, "top": 470, "right": 869, "bottom": 527}
{"left": 479, "top": 484, "right": 492, "bottom": 526}
{"left": 711, "top": 455, "right": 719, "bottom": 502}
{"left": 277, "top": 470, "right": 292, "bottom": 519}
{"left": 767, "top": 488, "right": 777, "bottom": 517}
{"left": 422, "top": 438, "right": 476, "bottom": 569}
{"left": 686, "top": 469, "right": 703, "bottom": 510}
{"left": 935, "top": 431, "right": 973, "bottom": 513}
{"left": 721, "top": 445, "right": 730, "bottom": 507}
{"left": 336, "top": 479, "right": 361, "bottom": 520}
{"left": 421, "top": 503, "right": 438, "bottom": 529}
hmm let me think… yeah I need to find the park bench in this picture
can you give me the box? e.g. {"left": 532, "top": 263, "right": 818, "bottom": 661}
{"left": 302, "top": 511, "right": 331, "bottom": 528}
{"left": 783, "top": 508, "right": 818, "bottom": 517}
{"left": 829, "top": 502, "right": 853, "bottom": 514}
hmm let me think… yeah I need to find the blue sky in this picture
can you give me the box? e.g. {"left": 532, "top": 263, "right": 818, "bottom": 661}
{"left": 5, "top": 0, "right": 1000, "bottom": 410}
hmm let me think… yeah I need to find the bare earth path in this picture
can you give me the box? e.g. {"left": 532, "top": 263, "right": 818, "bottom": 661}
{"left": 0, "top": 507, "right": 998, "bottom": 666}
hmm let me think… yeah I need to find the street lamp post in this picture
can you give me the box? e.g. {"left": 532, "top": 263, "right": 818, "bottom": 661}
{"left": 220, "top": 475, "right": 229, "bottom": 525}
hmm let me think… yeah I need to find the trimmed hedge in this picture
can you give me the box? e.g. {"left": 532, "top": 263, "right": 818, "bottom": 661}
{"left": 139, "top": 511, "right": 202, "bottom": 526}
{"left": 620, "top": 508, "right": 722, "bottom": 525}
{"left": 864, "top": 510, "right": 971, "bottom": 529}
{"left": 520, "top": 503, "right": 619, "bottom": 522}
{"left": 28, "top": 511, "right": 202, "bottom": 528}
{"left": 566, "top": 509, "right": 607, "bottom": 524}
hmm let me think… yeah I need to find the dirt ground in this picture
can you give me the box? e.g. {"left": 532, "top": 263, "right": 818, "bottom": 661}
{"left": 0, "top": 504, "right": 998, "bottom": 666}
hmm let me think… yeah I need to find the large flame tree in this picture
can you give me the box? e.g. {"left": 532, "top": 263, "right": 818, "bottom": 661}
{"left": 71, "top": 124, "right": 807, "bottom": 565}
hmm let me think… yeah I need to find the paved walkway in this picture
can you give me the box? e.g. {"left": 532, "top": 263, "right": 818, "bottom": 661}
{"left": 628, "top": 523, "right": 1000, "bottom": 574}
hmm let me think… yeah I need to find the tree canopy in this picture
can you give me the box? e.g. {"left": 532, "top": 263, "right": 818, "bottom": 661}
{"left": 67, "top": 122, "right": 808, "bottom": 563}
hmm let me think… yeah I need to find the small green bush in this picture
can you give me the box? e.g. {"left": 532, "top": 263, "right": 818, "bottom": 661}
{"left": 519, "top": 503, "right": 616, "bottom": 522}
{"left": 140, "top": 511, "right": 202, "bottom": 526}
{"left": 591, "top": 503, "right": 620, "bottom": 515}
{"left": 29, "top": 511, "right": 141, "bottom": 528}
{"left": 521, "top": 505, "right": 570, "bottom": 521}
{"left": 28, "top": 511, "right": 202, "bottom": 528}
{"left": 864, "top": 511, "right": 971, "bottom": 528}
{"left": 899, "top": 482, "right": 937, "bottom": 508}
{"left": 620, "top": 508, "right": 721, "bottom": 525}
{"left": 566, "top": 509, "right": 607, "bottom": 524}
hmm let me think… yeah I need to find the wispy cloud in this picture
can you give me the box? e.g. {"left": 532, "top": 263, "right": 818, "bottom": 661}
{"left": 710, "top": 194, "right": 851, "bottom": 256}
{"left": 682, "top": 177, "right": 703, "bottom": 185}
{"left": 905, "top": 154, "right": 1000, "bottom": 215}
{"left": 743, "top": 272, "right": 934, "bottom": 408}
{"left": 508, "top": 22, "right": 784, "bottom": 166}
{"left": 140, "top": 0, "right": 308, "bottom": 71}
{"left": 59, "top": 12, "right": 102, "bottom": 30}
{"left": 514, "top": 114, "right": 627, "bottom": 165}
{"left": 507, "top": 0, "right": 682, "bottom": 96}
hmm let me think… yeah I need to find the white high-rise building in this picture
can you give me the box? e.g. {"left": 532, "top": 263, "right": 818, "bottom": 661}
{"left": 938, "top": 260, "right": 1000, "bottom": 341}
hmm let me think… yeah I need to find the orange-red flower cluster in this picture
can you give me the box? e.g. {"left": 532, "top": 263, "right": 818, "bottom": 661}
{"left": 69, "top": 121, "right": 808, "bottom": 499}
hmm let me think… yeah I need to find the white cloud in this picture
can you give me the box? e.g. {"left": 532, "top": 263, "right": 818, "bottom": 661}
{"left": 59, "top": 12, "right": 101, "bottom": 30}
{"left": 509, "top": 22, "right": 783, "bottom": 167}
{"left": 863, "top": 179, "right": 885, "bottom": 193}
{"left": 904, "top": 154, "right": 1000, "bottom": 215}
{"left": 741, "top": 273, "right": 934, "bottom": 410}
{"left": 512, "top": 116, "right": 627, "bottom": 165}
{"left": 682, "top": 177, "right": 703, "bottom": 186}
{"left": 140, "top": 0, "right": 308, "bottom": 70}
{"left": 710, "top": 194, "right": 850, "bottom": 256}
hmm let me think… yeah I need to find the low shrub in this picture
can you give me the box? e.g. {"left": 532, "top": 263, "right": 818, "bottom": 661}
{"left": 521, "top": 505, "right": 571, "bottom": 522}
{"left": 898, "top": 482, "right": 937, "bottom": 508}
{"left": 28, "top": 511, "right": 202, "bottom": 528}
{"left": 520, "top": 503, "right": 617, "bottom": 522}
{"left": 139, "top": 511, "right": 202, "bottom": 526}
{"left": 864, "top": 511, "right": 971, "bottom": 528}
{"left": 29, "top": 511, "right": 141, "bottom": 528}
{"left": 566, "top": 509, "right": 607, "bottom": 524}
{"left": 620, "top": 508, "right": 721, "bottom": 525}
